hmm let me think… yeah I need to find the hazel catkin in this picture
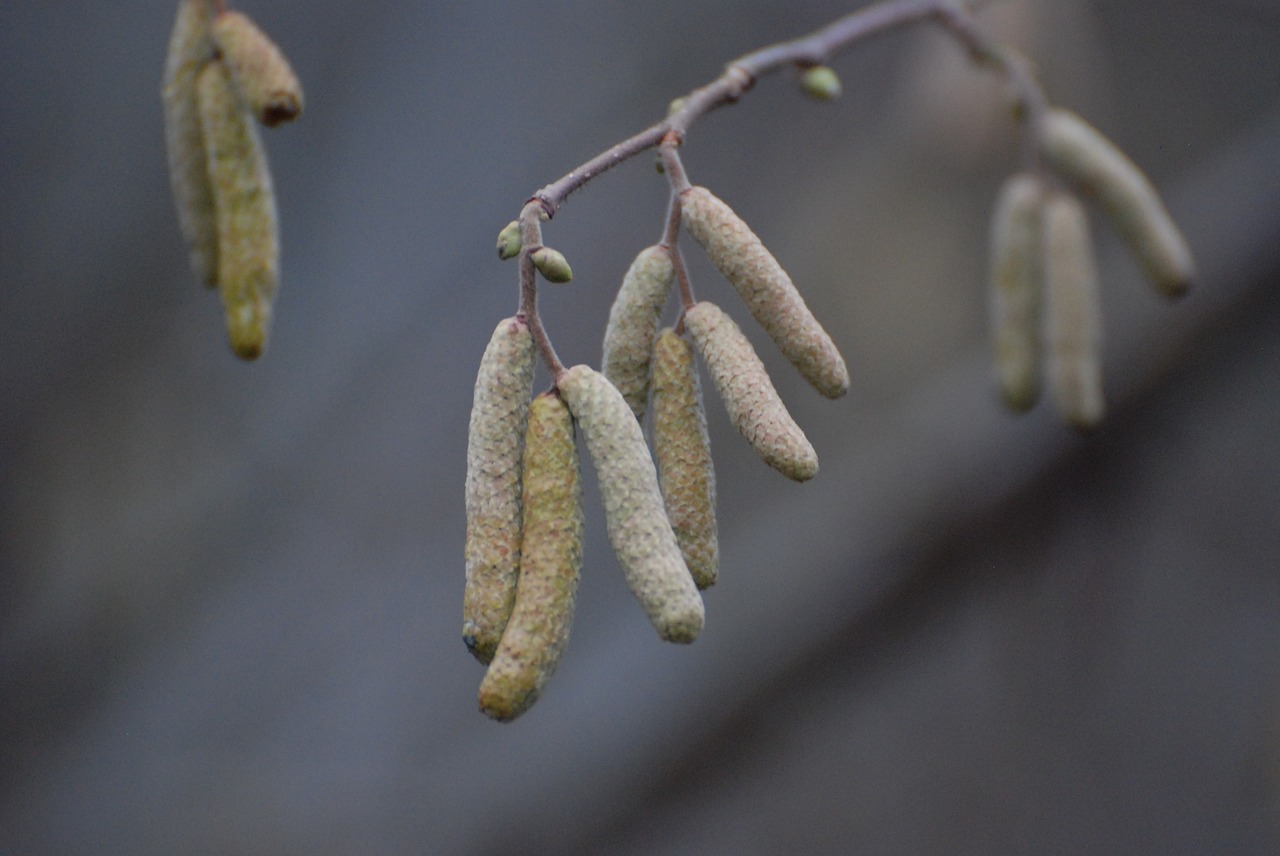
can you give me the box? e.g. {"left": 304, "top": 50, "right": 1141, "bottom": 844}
{"left": 989, "top": 173, "right": 1045, "bottom": 412}
{"left": 684, "top": 301, "right": 818, "bottom": 482}
{"left": 1040, "top": 109, "right": 1193, "bottom": 299}
{"left": 1043, "top": 192, "right": 1104, "bottom": 431}
{"left": 197, "top": 59, "right": 278, "bottom": 359}
{"left": 601, "top": 245, "right": 675, "bottom": 421}
{"left": 557, "top": 365, "right": 705, "bottom": 643}
{"left": 651, "top": 328, "right": 718, "bottom": 590}
{"left": 680, "top": 185, "right": 849, "bottom": 400}
{"left": 464, "top": 317, "right": 537, "bottom": 663}
{"left": 211, "top": 10, "right": 304, "bottom": 128}
{"left": 478, "top": 392, "right": 583, "bottom": 722}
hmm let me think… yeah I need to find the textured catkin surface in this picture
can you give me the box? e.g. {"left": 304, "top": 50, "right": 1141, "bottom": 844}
{"left": 989, "top": 173, "right": 1044, "bottom": 412}
{"left": 1043, "top": 192, "right": 1104, "bottom": 430}
{"left": 651, "top": 328, "right": 718, "bottom": 589}
{"left": 162, "top": 0, "right": 218, "bottom": 287}
{"left": 197, "top": 60, "right": 278, "bottom": 360}
{"left": 601, "top": 245, "right": 675, "bottom": 422}
{"left": 684, "top": 301, "right": 818, "bottom": 482}
{"left": 1042, "top": 109, "right": 1194, "bottom": 298}
{"left": 464, "top": 317, "right": 536, "bottom": 663}
{"left": 211, "top": 11, "right": 304, "bottom": 128}
{"left": 558, "top": 365, "right": 704, "bottom": 643}
{"left": 478, "top": 392, "right": 583, "bottom": 722}
{"left": 681, "top": 186, "right": 849, "bottom": 399}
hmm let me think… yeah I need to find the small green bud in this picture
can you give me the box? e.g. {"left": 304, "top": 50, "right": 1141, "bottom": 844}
{"left": 532, "top": 246, "right": 573, "bottom": 283}
{"left": 800, "top": 65, "right": 841, "bottom": 101}
{"left": 496, "top": 220, "right": 522, "bottom": 261}
{"left": 667, "top": 96, "right": 687, "bottom": 117}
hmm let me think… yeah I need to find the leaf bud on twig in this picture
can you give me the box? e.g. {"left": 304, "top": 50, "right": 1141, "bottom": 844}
{"left": 532, "top": 246, "right": 574, "bottom": 283}
{"left": 800, "top": 65, "right": 842, "bottom": 101}
{"left": 495, "top": 220, "right": 522, "bottom": 261}
{"left": 464, "top": 317, "right": 537, "bottom": 663}
{"left": 680, "top": 186, "right": 849, "bottom": 399}
{"left": 211, "top": 10, "right": 304, "bottom": 128}
{"left": 1043, "top": 192, "right": 1104, "bottom": 430}
{"left": 988, "top": 172, "right": 1045, "bottom": 412}
{"left": 684, "top": 301, "right": 818, "bottom": 482}
{"left": 601, "top": 245, "right": 675, "bottom": 421}
{"left": 478, "top": 391, "right": 583, "bottom": 722}
{"left": 558, "top": 365, "right": 705, "bottom": 644}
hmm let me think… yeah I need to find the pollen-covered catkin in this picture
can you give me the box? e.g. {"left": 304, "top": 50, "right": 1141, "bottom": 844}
{"left": 197, "top": 59, "right": 278, "bottom": 360}
{"left": 1041, "top": 109, "right": 1194, "bottom": 298}
{"left": 1043, "top": 192, "right": 1105, "bottom": 430}
{"left": 651, "top": 329, "right": 718, "bottom": 589}
{"left": 464, "top": 317, "right": 537, "bottom": 663}
{"left": 684, "top": 302, "right": 818, "bottom": 482}
{"left": 478, "top": 392, "right": 583, "bottom": 722}
{"left": 163, "top": 0, "right": 218, "bottom": 287}
{"left": 601, "top": 245, "right": 675, "bottom": 421}
{"left": 211, "top": 10, "right": 304, "bottom": 128}
{"left": 989, "top": 173, "right": 1045, "bottom": 412}
{"left": 558, "top": 365, "right": 705, "bottom": 643}
{"left": 680, "top": 186, "right": 849, "bottom": 399}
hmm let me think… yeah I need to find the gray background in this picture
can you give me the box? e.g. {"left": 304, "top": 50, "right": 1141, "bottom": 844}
{"left": 2, "top": 1, "right": 1279, "bottom": 853}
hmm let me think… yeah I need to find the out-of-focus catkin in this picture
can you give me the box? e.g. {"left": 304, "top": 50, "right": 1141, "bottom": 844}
{"left": 680, "top": 186, "right": 849, "bottom": 400}
{"left": 684, "top": 302, "right": 818, "bottom": 482}
{"left": 989, "top": 173, "right": 1045, "bottom": 412}
{"left": 197, "top": 60, "right": 278, "bottom": 360}
{"left": 1041, "top": 109, "right": 1193, "bottom": 298}
{"left": 163, "top": 0, "right": 218, "bottom": 287}
{"left": 1043, "top": 193, "right": 1104, "bottom": 430}
{"left": 651, "top": 328, "right": 718, "bottom": 589}
{"left": 464, "top": 317, "right": 537, "bottom": 663}
{"left": 558, "top": 365, "right": 705, "bottom": 643}
{"left": 478, "top": 392, "right": 583, "bottom": 722}
{"left": 601, "top": 245, "right": 675, "bottom": 421}
{"left": 211, "top": 10, "right": 304, "bottom": 128}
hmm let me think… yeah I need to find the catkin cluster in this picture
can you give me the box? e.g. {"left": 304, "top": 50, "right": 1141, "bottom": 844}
{"left": 987, "top": 109, "right": 1194, "bottom": 429}
{"left": 162, "top": 0, "right": 303, "bottom": 359}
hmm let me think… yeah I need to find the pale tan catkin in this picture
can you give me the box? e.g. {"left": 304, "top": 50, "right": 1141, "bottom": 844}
{"left": 163, "top": 0, "right": 218, "bottom": 287}
{"left": 478, "top": 392, "right": 583, "bottom": 722}
{"left": 601, "top": 245, "right": 675, "bottom": 421}
{"left": 464, "top": 317, "right": 537, "bottom": 663}
{"left": 1043, "top": 192, "right": 1105, "bottom": 430}
{"left": 680, "top": 186, "right": 849, "bottom": 399}
{"left": 197, "top": 59, "right": 279, "bottom": 360}
{"left": 557, "top": 365, "right": 705, "bottom": 643}
{"left": 989, "top": 173, "right": 1045, "bottom": 412}
{"left": 1041, "top": 109, "right": 1194, "bottom": 298}
{"left": 651, "top": 328, "right": 718, "bottom": 589}
{"left": 683, "top": 302, "right": 818, "bottom": 482}
{"left": 211, "top": 11, "right": 304, "bottom": 128}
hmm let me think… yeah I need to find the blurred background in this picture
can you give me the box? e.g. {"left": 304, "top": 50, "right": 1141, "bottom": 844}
{"left": 2, "top": 1, "right": 1279, "bottom": 853}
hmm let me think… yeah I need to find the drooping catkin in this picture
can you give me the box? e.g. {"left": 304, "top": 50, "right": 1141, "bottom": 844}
{"left": 464, "top": 317, "right": 537, "bottom": 663}
{"left": 651, "top": 328, "right": 718, "bottom": 589}
{"left": 197, "top": 60, "right": 278, "bottom": 360}
{"left": 163, "top": 0, "right": 218, "bottom": 287}
{"left": 1041, "top": 109, "right": 1194, "bottom": 298}
{"left": 478, "top": 392, "right": 583, "bottom": 722}
{"left": 680, "top": 186, "right": 849, "bottom": 400}
{"left": 1043, "top": 192, "right": 1104, "bottom": 431}
{"left": 989, "top": 173, "right": 1045, "bottom": 412}
{"left": 557, "top": 365, "right": 705, "bottom": 643}
{"left": 601, "top": 245, "right": 675, "bottom": 421}
{"left": 684, "top": 302, "right": 818, "bottom": 482}
{"left": 211, "top": 11, "right": 304, "bottom": 128}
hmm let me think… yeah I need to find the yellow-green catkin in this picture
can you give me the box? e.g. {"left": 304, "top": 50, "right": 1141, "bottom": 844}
{"left": 601, "top": 245, "right": 675, "bottom": 421}
{"left": 1043, "top": 192, "right": 1104, "bottom": 430}
{"left": 680, "top": 186, "right": 849, "bottom": 400}
{"left": 989, "top": 173, "right": 1045, "bottom": 412}
{"left": 464, "top": 317, "right": 537, "bottom": 663}
{"left": 478, "top": 392, "right": 583, "bottom": 723}
{"left": 211, "top": 10, "right": 304, "bottom": 128}
{"left": 163, "top": 0, "right": 218, "bottom": 287}
{"left": 557, "top": 365, "right": 705, "bottom": 644}
{"left": 684, "top": 302, "right": 818, "bottom": 482}
{"left": 1041, "top": 109, "right": 1194, "bottom": 298}
{"left": 197, "top": 59, "right": 278, "bottom": 359}
{"left": 651, "top": 328, "right": 718, "bottom": 589}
